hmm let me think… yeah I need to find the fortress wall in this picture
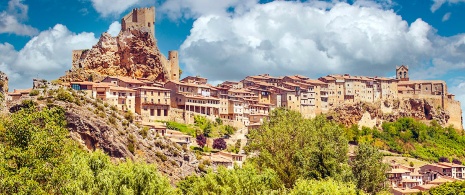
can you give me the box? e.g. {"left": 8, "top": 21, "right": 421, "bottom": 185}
{"left": 72, "top": 50, "right": 85, "bottom": 71}
{"left": 445, "top": 98, "right": 463, "bottom": 130}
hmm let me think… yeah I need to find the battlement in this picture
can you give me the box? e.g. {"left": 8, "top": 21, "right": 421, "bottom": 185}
{"left": 121, "top": 6, "right": 155, "bottom": 37}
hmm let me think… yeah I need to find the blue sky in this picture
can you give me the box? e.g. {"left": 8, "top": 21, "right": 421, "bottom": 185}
{"left": 1, "top": 0, "right": 465, "bottom": 125}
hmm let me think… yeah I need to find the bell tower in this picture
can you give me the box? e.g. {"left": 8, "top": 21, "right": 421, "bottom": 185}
{"left": 396, "top": 65, "right": 409, "bottom": 81}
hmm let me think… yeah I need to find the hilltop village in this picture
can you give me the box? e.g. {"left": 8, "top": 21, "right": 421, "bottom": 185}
{"left": 2, "top": 6, "right": 464, "bottom": 195}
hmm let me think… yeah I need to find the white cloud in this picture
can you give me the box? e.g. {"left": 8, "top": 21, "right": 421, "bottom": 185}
{"left": 442, "top": 12, "right": 451, "bottom": 21}
{"left": 159, "top": 0, "right": 259, "bottom": 20}
{"left": 431, "top": 0, "right": 465, "bottom": 12}
{"left": 89, "top": 0, "right": 154, "bottom": 17}
{"left": 0, "top": 24, "right": 98, "bottom": 89}
{"left": 180, "top": 1, "right": 439, "bottom": 81}
{"left": 107, "top": 21, "right": 121, "bottom": 36}
{"left": 0, "top": 0, "right": 38, "bottom": 36}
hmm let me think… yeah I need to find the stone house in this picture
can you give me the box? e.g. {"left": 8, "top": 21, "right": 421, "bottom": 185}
{"left": 135, "top": 86, "right": 171, "bottom": 122}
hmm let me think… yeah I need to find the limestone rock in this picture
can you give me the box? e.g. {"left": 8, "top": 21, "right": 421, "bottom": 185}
{"left": 327, "top": 98, "right": 455, "bottom": 129}
{"left": 62, "top": 27, "right": 174, "bottom": 82}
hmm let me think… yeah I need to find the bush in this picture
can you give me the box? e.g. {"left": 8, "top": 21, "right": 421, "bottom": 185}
{"left": 29, "top": 89, "right": 39, "bottom": 96}
{"left": 155, "top": 151, "right": 168, "bottom": 162}
{"left": 140, "top": 127, "right": 149, "bottom": 139}
{"left": 56, "top": 88, "right": 74, "bottom": 102}
{"left": 124, "top": 111, "right": 134, "bottom": 123}
{"left": 196, "top": 134, "right": 207, "bottom": 148}
{"left": 213, "top": 138, "right": 227, "bottom": 150}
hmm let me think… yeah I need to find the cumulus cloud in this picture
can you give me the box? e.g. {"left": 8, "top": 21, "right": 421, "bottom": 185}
{"left": 0, "top": 0, "right": 38, "bottom": 36}
{"left": 180, "top": 1, "right": 439, "bottom": 81}
{"left": 0, "top": 24, "right": 98, "bottom": 89}
{"left": 442, "top": 12, "right": 451, "bottom": 21}
{"left": 107, "top": 21, "right": 121, "bottom": 36}
{"left": 159, "top": 0, "right": 259, "bottom": 20}
{"left": 431, "top": 0, "right": 465, "bottom": 12}
{"left": 89, "top": 0, "right": 154, "bottom": 17}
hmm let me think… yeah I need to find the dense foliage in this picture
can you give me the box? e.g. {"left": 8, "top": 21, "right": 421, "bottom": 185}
{"left": 346, "top": 118, "right": 465, "bottom": 162}
{"left": 421, "top": 181, "right": 465, "bottom": 194}
{"left": 0, "top": 105, "right": 174, "bottom": 194}
{"left": 212, "top": 138, "right": 227, "bottom": 150}
{"left": 195, "top": 134, "right": 206, "bottom": 148}
{"left": 245, "top": 108, "right": 388, "bottom": 194}
{"left": 178, "top": 165, "right": 284, "bottom": 195}
{"left": 166, "top": 116, "right": 236, "bottom": 138}
{"left": 247, "top": 109, "right": 352, "bottom": 188}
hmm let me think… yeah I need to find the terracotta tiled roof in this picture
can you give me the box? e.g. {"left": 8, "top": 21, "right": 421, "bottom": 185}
{"left": 137, "top": 86, "right": 171, "bottom": 91}
{"left": 110, "top": 86, "right": 136, "bottom": 92}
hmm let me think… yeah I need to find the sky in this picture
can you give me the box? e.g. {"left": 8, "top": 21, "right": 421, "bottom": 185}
{"left": 1, "top": 0, "right": 465, "bottom": 124}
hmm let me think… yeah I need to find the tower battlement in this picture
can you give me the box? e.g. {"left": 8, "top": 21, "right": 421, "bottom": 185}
{"left": 121, "top": 6, "right": 155, "bottom": 37}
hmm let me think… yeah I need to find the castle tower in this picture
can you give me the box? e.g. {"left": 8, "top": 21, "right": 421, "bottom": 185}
{"left": 396, "top": 65, "right": 409, "bottom": 81}
{"left": 168, "top": 50, "right": 179, "bottom": 81}
{"left": 121, "top": 7, "right": 155, "bottom": 37}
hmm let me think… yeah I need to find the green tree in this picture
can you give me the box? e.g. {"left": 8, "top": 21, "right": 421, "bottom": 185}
{"left": 177, "top": 164, "right": 284, "bottom": 195}
{"left": 351, "top": 144, "right": 388, "bottom": 194}
{"left": 247, "top": 108, "right": 350, "bottom": 188}
{"left": 288, "top": 178, "right": 364, "bottom": 195}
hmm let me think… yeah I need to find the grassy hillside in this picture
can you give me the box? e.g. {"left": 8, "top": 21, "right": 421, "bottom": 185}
{"left": 346, "top": 117, "right": 465, "bottom": 163}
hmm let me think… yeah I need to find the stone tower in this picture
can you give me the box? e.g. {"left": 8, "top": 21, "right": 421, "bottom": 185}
{"left": 121, "top": 7, "right": 155, "bottom": 37}
{"left": 396, "top": 65, "right": 409, "bottom": 81}
{"left": 168, "top": 51, "right": 180, "bottom": 81}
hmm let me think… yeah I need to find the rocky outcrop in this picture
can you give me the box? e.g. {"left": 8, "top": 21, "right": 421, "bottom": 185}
{"left": 327, "top": 98, "right": 455, "bottom": 129}
{"left": 62, "top": 27, "right": 173, "bottom": 82}
{"left": 0, "top": 71, "right": 8, "bottom": 93}
{"left": 7, "top": 93, "right": 198, "bottom": 183}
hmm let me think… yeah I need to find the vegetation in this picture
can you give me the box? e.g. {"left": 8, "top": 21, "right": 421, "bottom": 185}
{"left": 165, "top": 116, "right": 236, "bottom": 138}
{"left": 0, "top": 103, "right": 174, "bottom": 194}
{"left": 351, "top": 144, "right": 388, "bottom": 193}
{"left": 247, "top": 108, "right": 352, "bottom": 188}
{"left": 177, "top": 165, "right": 284, "bottom": 195}
{"left": 29, "top": 89, "right": 39, "bottom": 96}
{"left": 196, "top": 134, "right": 206, "bottom": 148}
{"left": 421, "top": 181, "right": 465, "bottom": 194}
{"left": 288, "top": 178, "right": 364, "bottom": 195}
{"left": 213, "top": 138, "right": 227, "bottom": 150}
{"left": 345, "top": 118, "right": 465, "bottom": 162}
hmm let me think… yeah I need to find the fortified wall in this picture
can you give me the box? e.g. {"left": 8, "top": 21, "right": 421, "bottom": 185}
{"left": 122, "top": 7, "right": 155, "bottom": 38}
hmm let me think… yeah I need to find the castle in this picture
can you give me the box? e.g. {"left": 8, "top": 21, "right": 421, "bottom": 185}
{"left": 121, "top": 7, "right": 155, "bottom": 37}
{"left": 71, "top": 6, "right": 179, "bottom": 82}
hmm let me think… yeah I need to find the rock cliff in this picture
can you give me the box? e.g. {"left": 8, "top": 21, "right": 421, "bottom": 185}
{"left": 327, "top": 98, "right": 462, "bottom": 130}
{"left": 62, "top": 27, "right": 176, "bottom": 82}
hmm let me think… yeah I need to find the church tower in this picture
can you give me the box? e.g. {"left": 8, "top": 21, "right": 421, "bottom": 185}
{"left": 396, "top": 65, "right": 409, "bottom": 81}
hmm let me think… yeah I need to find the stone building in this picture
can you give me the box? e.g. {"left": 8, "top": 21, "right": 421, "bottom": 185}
{"left": 135, "top": 86, "right": 171, "bottom": 122}
{"left": 121, "top": 7, "right": 155, "bottom": 37}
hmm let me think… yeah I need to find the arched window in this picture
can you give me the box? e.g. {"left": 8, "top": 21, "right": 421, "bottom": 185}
{"left": 403, "top": 71, "right": 407, "bottom": 78}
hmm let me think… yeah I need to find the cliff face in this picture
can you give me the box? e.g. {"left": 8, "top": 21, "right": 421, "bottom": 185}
{"left": 327, "top": 98, "right": 463, "bottom": 130}
{"left": 63, "top": 27, "right": 175, "bottom": 82}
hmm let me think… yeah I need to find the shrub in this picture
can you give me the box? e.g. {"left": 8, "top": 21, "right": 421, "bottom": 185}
{"left": 213, "top": 138, "right": 227, "bottom": 150}
{"left": 453, "top": 158, "right": 462, "bottom": 165}
{"left": 439, "top": 157, "right": 450, "bottom": 163}
{"left": 29, "top": 89, "right": 39, "bottom": 96}
{"left": 108, "top": 116, "right": 116, "bottom": 125}
{"left": 196, "top": 134, "right": 207, "bottom": 148}
{"left": 140, "top": 127, "right": 149, "bottom": 139}
{"left": 56, "top": 88, "right": 74, "bottom": 102}
{"left": 155, "top": 151, "right": 167, "bottom": 162}
{"left": 124, "top": 111, "right": 134, "bottom": 123}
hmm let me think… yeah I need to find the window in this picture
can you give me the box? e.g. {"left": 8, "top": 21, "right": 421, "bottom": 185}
{"left": 113, "top": 92, "right": 116, "bottom": 95}
{"left": 164, "top": 109, "right": 168, "bottom": 116}
{"left": 150, "top": 109, "right": 154, "bottom": 116}
{"left": 289, "top": 96, "right": 291, "bottom": 101}
{"left": 129, "top": 93, "right": 132, "bottom": 96}
{"left": 151, "top": 91, "right": 153, "bottom": 95}
{"left": 157, "top": 109, "right": 161, "bottom": 116}
{"left": 158, "top": 91, "right": 160, "bottom": 96}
